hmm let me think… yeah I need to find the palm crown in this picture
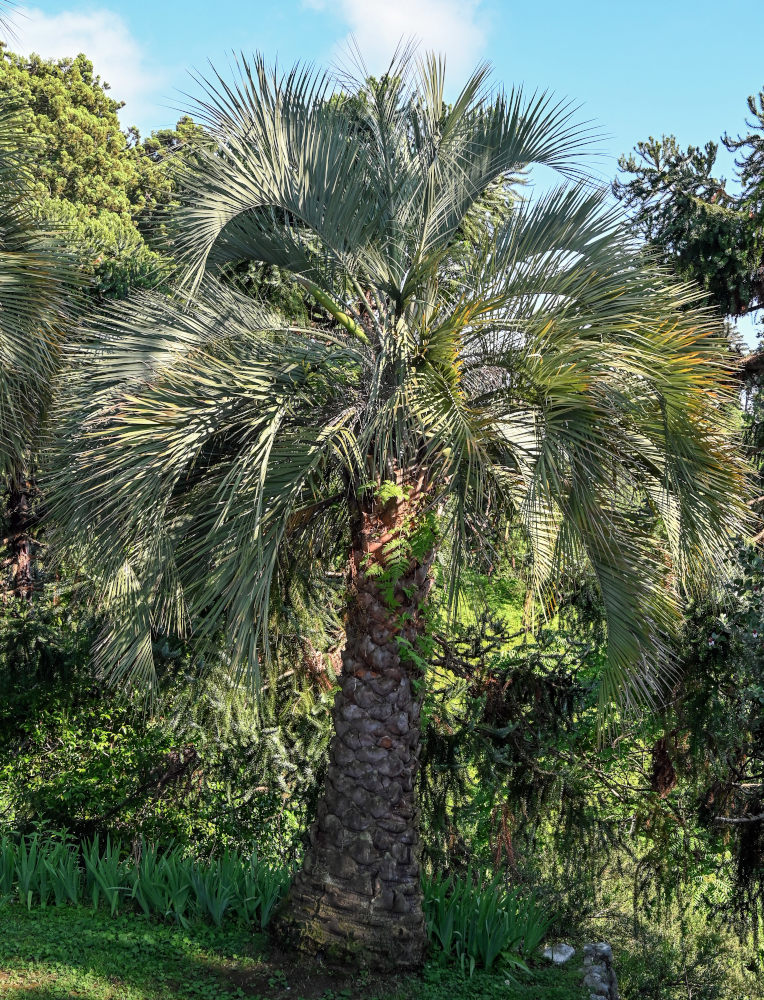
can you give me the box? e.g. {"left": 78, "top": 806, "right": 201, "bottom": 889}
{"left": 51, "top": 53, "right": 747, "bottom": 711}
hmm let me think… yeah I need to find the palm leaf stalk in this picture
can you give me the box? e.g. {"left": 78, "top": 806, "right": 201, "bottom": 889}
{"left": 49, "top": 53, "right": 748, "bottom": 967}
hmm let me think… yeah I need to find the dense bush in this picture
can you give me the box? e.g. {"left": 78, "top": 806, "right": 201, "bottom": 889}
{"left": 417, "top": 558, "right": 764, "bottom": 997}
{"left": 0, "top": 591, "right": 332, "bottom": 860}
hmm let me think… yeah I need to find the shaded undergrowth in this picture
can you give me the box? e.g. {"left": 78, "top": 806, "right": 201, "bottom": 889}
{"left": 0, "top": 904, "right": 590, "bottom": 1000}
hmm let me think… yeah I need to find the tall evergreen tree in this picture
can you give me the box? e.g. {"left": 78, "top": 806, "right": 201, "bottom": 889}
{"left": 0, "top": 43, "right": 201, "bottom": 298}
{"left": 613, "top": 87, "right": 764, "bottom": 320}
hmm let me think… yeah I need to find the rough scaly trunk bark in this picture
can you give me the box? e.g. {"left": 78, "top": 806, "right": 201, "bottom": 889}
{"left": 279, "top": 486, "right": 433, "bottom": 969}
{"left": 3, "top": 469, "right": 35, "bottom": 600}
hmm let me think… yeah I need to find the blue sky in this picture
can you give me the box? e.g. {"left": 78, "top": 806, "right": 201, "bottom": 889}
{"left": 8, "top": 0, "right": 764, "bottom": 338}
{"left": 11, "top": 0, "right": 763, "bottom": 166}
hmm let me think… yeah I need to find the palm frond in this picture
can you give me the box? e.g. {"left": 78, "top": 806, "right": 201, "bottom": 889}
{"left": 49, "top": 281, "right": 362, "bottom": 690}
{"left": 47, "top": 54, "right": 750, "bottom": 717}
{"left": 0, "top": 106, "right": 79, "bottom": 477}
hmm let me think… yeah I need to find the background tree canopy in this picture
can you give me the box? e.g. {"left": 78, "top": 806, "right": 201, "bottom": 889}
{"left": 613, "top": 88, "right": 764, "bottom": 320}
{"left": 0, "top": 43, "right": 200, "bottom": 297}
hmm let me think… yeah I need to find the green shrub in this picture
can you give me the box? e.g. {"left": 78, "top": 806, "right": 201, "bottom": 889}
{"left": 422, "top": 869, "right": 552, "bottom": 976}
{"left": 235, "top": 849, "right": 291, "bottom": 929}
{"left": 612, "top": 913, "right": 762, "bottom": 1000}
{"left": 0, "top": 602, "right": 330, "bottom": 860}
{"left": 0, "top": 583, "right": 337, "bottom": 863}
{"left": 129, "top": 842, "right": 193, "bottom": 925}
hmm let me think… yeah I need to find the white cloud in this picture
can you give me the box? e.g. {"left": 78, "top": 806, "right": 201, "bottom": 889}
{"left": 13, "top": 7, "right": 166, "bottom": 132}
{"left": 306, "top": 0, "right": 489, "bottom": 84}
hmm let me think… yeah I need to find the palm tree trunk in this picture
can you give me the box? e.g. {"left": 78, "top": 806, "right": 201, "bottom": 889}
{"left": 3, "top": 469, "right": 35, "bottom": 599}
{"left": 280, "top": 489, "right": 433, "bottom": 970}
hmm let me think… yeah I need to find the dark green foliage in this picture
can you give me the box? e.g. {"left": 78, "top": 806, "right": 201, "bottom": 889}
{"left": 0, "top": 599, "right": 190, "bottom": 843}
{"left": 724, "top": 90, "right": 764, "bottom": 212}
{"left": 0, "top": 587, "right": 334, "bottom": 857}
{"left": 611, "top": 914, "right": 759, "bottom": 1000}
{"left": 675, "top": 543, "right": 764, "bottom": 940}
{"left": 613, "top": 88, "right": 764, "bottom": 318}
{"left": 0, "top": 584, "right": 94, "bottom": 680}
{"left": 0, "top": 43, "right": 198, "bottom": 299}
{"left": 419, "top": 608, "right": 602, "bottom": 873}
{"left": 613, "top": 136, "right": 761, "bottom": 316}
{"left": 741, "top": 370, "right": 764, "bottom": 489}
{"left": 417, "top": 558, "right": 764, "bottom": 996}
{"left": 0, "top": 679, "right": 327, "bottom": 860}
{"left": 221, "top": 262, "right": 311, "bottom": 325}
{"left": 31, "top": 196, "right": 171, "bottom": 298}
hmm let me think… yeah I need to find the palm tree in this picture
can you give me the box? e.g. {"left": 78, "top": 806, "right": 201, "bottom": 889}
{"left": 50, "top": 54, "right": 748, "bottom": 968}
{"left": 0, "top": 106, "right": 76, "bottom": 597}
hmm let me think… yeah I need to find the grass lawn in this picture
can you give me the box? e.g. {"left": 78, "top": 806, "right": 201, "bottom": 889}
{"left": 0, "top": 905, "right": 589, "bottom": 1000}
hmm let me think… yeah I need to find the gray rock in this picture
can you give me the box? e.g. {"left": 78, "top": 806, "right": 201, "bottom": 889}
{"left": 583, "top": 971, "right": 609, "bottom": 996}
{"left": 580, "top": 941, "right": 619, "bottom": 1000}
{"left": 542, "top": 942, "right": 576, "bottom": 964}
{"left": 592, "top": 942, "right": 613, "bottom": 963}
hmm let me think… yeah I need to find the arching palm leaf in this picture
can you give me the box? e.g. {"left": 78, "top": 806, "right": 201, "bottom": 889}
{"left": 50, "top": 53, "right": 747, "bottom": 705}
{"left": 0, "top": 105, "right": 77, "bottom": 478}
